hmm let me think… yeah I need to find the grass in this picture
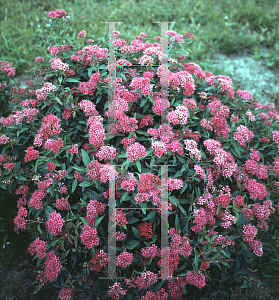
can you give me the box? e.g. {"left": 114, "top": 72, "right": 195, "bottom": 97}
{"left": 1, "top": 0, "right": 279, "bottom": 76}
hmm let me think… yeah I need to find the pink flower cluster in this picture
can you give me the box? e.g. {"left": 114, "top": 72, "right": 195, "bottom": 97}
{"left": 233, "top": 125, "right": 254, "bottom": 147}
{"left": 126, "top": 142, "right": 146, "bottom": 162}
{"left": 151, "top": 140, "right": 168, "bottom": 158}
{"left": 50, "top": 58, "right": 69, "bottom": 71}
{"left": 24, "top": 146, "right": 39, "bottom": 163}
{"left": 85, "top": 199, "right": 106, "bottom": 227}
{"left": 182, "top": 97, "right": 197, "bottom": 110}
{"left": 121, "top": 172, "right": 138, "bottom": 191}
{"left": 107, "top": 282, "right": 127, "bottom": 300}
{"left": 135, "top": 271, "right": 158, "bottom": 289}
{"left": 95, "top": 145, "right": 116, "bottom": 161}
{"left": 116, "top": 251, "right": 133, "bottom": 268}
{"left": 0, "top": 60, "right": 15, "bottom": 76}
{"left": 55, "top": 198, "right": 70, "bottom": 211}
{"left": 29, "top": 189, "right": 46, "bottom": 210}
{"left": 186, "top": 271, "right": 206, "bottom": 289}
{"left": 78, "top": 73, "right": 101, "bottom": 96}
{"left": 13, "top": 207, "right": 28, "bottom": 231}
{"left": 141, "top": 288, "right": 168, "bottom": 300}
{"left": 252, "top": 200, "right": 275, "bottom": 230}
{"left": 242, "top": 224, "right": 263, "bottom": 256}
{"left": 27, "top": 237, "right": 47, "bottom": 258}
{"left": 67, "top": 144, "right": 78, "bottom": 154}
{"left": 89, "top": 249, "right": 109, "bottom": 274}
{"left": 200, "top": 119, "right": 213, "bottom": 131}
{"left": 43, "top": 137, "right": 64, "bottom": 154}
{"left": 130, "top": 77, "right": 151, "bottom": 95}
{"left": 194, "top": 165, "right": 206, "bottom": 180}
{"left": 44, "top": 251, "right": 62, "bottom": 282}
{"left": 246, "top": 179, "right": 267, "bottom": 200}
{"left": 46, "top": 211, "right": 65, "bottom": 235}
{"left": 184, "top": 139, "right": 201, "bottom": 161}
{"left": 0, "top": 134, "right": 9, "bottom": 145}
{"left": 36, "top": 82, "right": 56, "bottom": 100}
{"left": 77, "top": 30, "right": 86, "bottom": 38}
{"left": 58, "top": 287, "right": 74, "bottom": 300}
{"left": 47, "top": 9, "right": 67, "bottom": 19}
{"left": 80, "top": 225, "right": 99, "bottom": 249}
{"left": 236, "top": 89, "right": 253, "bottom": 101}
{"left": 167, "top": 178, "right": 184, "bottom": 191}
{"left": 167, "top": 106, "right": 189, "bottom": 125}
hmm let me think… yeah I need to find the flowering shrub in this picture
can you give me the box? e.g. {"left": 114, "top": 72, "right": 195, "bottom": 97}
{"left": 1, "top": 9, "right": 279, "bottom": 299}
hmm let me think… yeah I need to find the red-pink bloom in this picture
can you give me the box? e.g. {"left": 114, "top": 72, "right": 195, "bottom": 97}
{"left": 27, "top": 237, "right": 47, "bottom": 258}
{"left": 29, "top": 189, "right": 46, "bottom": 210}
{"left": 46, "top": 211, "right": 65, "bottom": 235}
{"left": 24, "top": 146, "right": 39, "bottom": 163}
{"left": 14, "top": 207, "right": 28, "bottom": 231}
{"left": 55, "top": 198, "right": 70, "bottom": 211}
{"left": 126, "top": 142, "right": 146, "bottom": 162}
{"left": 44, "top": 251, "right": 62, "bottom": 282}
{"left": 89, "top": 250, "right": 109, "bottom": 274}
{"left": 186, "top": 271, "right": 206, "bottom": 289}
{"left": 58, "top": 287, "right": 74, "bottom": 300}
{"left": 116, "top": 251, "right": 133, "bottom": 268}
{"left": 107, "top": 282, "right": 127, "bottom": 300}
{"left": 77, "top": 30, "right": 86, "bottom": 38}
{"left": 80, "top": 225, "right": 99, "bottom": 249}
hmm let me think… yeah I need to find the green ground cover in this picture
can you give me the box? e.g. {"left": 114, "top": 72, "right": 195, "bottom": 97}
{"left": 1, "top": 0, "right": 279, "bottom": 76}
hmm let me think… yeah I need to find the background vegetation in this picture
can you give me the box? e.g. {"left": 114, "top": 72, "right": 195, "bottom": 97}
{"left": 1, "top": 0, "right": 279, "bottom": 77}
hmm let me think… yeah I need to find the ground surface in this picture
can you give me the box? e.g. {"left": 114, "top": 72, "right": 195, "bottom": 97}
{"left": 1, "top": 48, "right": 279, "bottom": 299}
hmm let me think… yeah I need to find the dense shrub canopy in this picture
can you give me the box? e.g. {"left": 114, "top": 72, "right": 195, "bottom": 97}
{"left": 1, "top": 10, "right": 279, "bottom": 300}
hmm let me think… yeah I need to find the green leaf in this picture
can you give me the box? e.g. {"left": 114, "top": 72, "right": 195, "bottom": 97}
{"left": 126, "top": 240, "right": 140, "bottom": 250}
{"left": 142, "top": 210, "right": 156, "bottom": 221}
{"left": 169, "top": 196, "right": 178, "bottom": 207}
{"left": 136, "top": 160, "right": 141, "bottom": 173}
{"left": 72, "top": 179, "right": 78, "bottom": 193}
{"left": 148, "top": 94, "right": 154, "bottom": 103}
{"left": 80, "top": 217, "right": 90, "bottom": 225}
{"left": 93, "top": 215, "right": 105, "bottom": 228}
{"left": 175, "top": 213, "right": 181, "bottom": 231}
{"left": 226, "top": 233, "right": 240, "bottom": 240}
{"left": 132, "top": 227, "right": 141, "bottom": 239}
{"left": 178, "top": 204, "right": 186, "bottom": 215}
{"left": 81, "top": 149, "right": 90, "bottom": 167}
{"left": 65, "top": 78, "right": 81, "bottom": 83}
{"left": 79, "top": 180, "right": 92, "bottom": 187}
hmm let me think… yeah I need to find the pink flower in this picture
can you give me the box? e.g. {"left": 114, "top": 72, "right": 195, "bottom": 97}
{"left": 14, "top": 207, "right": 28, "bottom": 231}
{"left": 0, "top": 134, "right": 9, "bottom": 145}
{"left": 55, "top": 198, "right": 70, "bottom": 211}
{"left": 107, "top": 282, "right": 127, "bottom": 300}
{"left": 116, "top": 251, "right": 133, "bottom": 268}
{"left": 44, "top": 251, "right": 62, "bottom": 282}
{"left": 46, "top": 211, "right": 65, "bottom": 235}
{"left": 80, "top": 225, "right": 99, "bottom": 249}
{"left": 186, "top": 271, "right": 206, "bottom": 289}
{"left": 126, "top": 142, "right": 146, "bottom": 162}
{"left": 24, "top": 146, "right": 39, "bottom": 163}
{"left": 58, "top": 287, "right": 74, "bottom": 300}
{"left": 233, "top": 125, "right": 254, "bottom": 147}
{"left": 27, "top": 238, "right": 47, "bottom": 258}
{"left": 77, "top": 30, "right": 86, "bottom": 38}
{"left": 95, "top": 145, "right": 116, "bottom": 161}
{"left": 89, "top": 250, "right": 109, "bottom": 273}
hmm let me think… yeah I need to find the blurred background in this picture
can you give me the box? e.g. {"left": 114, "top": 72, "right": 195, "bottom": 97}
{"left": 0, "top": 0, "right": 278, "bottom": 105}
